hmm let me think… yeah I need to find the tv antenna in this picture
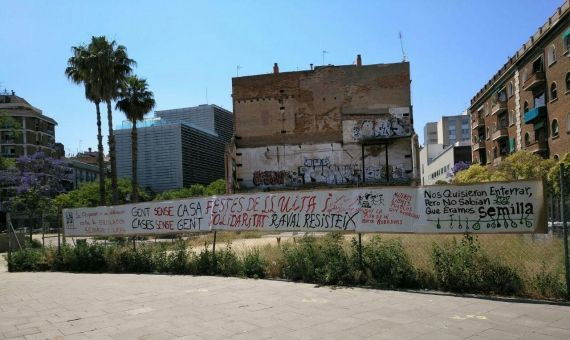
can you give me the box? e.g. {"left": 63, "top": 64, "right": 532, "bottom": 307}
{"left": 236, "top": 65, "right": 242, "bottom": 77}
{"left": 322, "top": 50, "right": 328, "bottom": 65}
{"left": 399, "top": 32, "right": 407, "bottom": 62}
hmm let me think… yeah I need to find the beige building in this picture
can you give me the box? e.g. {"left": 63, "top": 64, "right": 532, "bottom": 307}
{"left": 0, "top": 91, "right": 57, "bottom": 158}
{"left": 227, "top": 56, "right": 418, "bottom": 192}
{"left": 470, "top": 1, "right": 570, "bottom": 164}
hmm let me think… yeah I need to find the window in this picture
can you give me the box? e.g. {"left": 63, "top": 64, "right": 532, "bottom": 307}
{"left": 547, "top": 45, "right": 556, "bottom": 66}
{"left": 521, "top": 68, "right": 528, "bottom": 83}
{"left": 524, "top": 101, "right": 529, "bottom": 113}
{"left": 486, "top": 127, "right": 490, "bottom": 139}
{"left": 532, "top": 57, "right": 544, "bottom": 73}
{"left": 507, "top": 82, "right": 514, "bottom": 97}
{"left": 551, "top": 82, "right": 558, "bottom": 101}
{"left": 552, "top": 119, "right": 559, "bottom": 137}
{"left": 567, "top": 113, "right": 570, "bottom": 132}
{"left": 509, "top": 110, "right": 515, "bottom": 126}
{"left": 566, "top": 72, "right": 570, "bottom": 92}
{"left": 565, "top": 33, "right": 570, "bottom": 52}
{"left": 525, "top": 132, "right": 531, "bottom": 146}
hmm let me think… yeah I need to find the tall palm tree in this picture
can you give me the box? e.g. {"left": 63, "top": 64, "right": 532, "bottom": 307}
{"left": 65, "top": 44, "right": 106, "bottom": 205}
{"left": 115, "top": 76, "right": 155, "bottom": 203}
{"left": 91, "top": 36, "right": 135, "bottom": 205}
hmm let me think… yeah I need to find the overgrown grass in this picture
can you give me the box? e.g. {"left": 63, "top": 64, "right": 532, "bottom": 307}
{"left": 5, "top": 233, "right": 567, "bottom": 300}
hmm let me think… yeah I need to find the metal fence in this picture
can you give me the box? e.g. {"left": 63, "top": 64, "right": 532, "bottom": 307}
{"left": 2, "top": 167, "right": 569, "bottom": 300}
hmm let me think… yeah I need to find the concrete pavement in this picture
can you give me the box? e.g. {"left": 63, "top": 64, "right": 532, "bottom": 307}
{"left": 0, "top": 268, "right": 569, "bottom": 339}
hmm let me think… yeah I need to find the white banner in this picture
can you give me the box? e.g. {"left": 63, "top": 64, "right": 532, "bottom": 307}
{"left": 63, "top": 180, "right": 546, "bottom": 237}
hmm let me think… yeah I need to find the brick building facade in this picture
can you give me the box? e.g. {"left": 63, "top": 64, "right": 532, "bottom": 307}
{"left": 470, "top": 1, "right": 570, "bottom": 164}
{"left": 227, "top": 56, "right": 418, "bottom": 192}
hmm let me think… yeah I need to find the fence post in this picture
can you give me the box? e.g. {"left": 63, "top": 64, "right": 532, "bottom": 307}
{"left": 41, "top": 213, "right": 45, "bottom": 248}
{"left": 358, "top": 233, "right": 363, "bottom": 269}
{"left": 7, "top": 213, "right": 11, "bottom": 272}
{"left": 212, "top": 231, "right": 217, "bottom": 273}
{"left": 560, "top": 163, "right": 569, "bottom": 300}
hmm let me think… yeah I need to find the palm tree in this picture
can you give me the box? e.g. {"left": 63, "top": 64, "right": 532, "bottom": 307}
{"left": 91, "top": 36, "right": 135, "bottom": 205}
{"left": 115, "top": 76, "right": 155, "bottom": 202}
{"left": 65, "top": 44, "right": 106, "bottom": 205}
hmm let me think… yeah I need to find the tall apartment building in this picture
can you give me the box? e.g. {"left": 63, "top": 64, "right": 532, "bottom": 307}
{"left": 470, "top": 1, "right": 570, "bottom": 165}
{"left": 423, "top": 122, "right": 438, "bottom": 145}
{"left": 116, "top": 104, "right": 233, "bottom": 193}
{"left": 0, "top": 91, "right": 58, "bottom": 158}
{"left": 227, "top": 56, "right": 418, "bottom": 191}
{"left": 419, "top": 114, "right": 472, "bottom": 185}
{"left": 423, "top": 113, "right": 470, "bottom": 147}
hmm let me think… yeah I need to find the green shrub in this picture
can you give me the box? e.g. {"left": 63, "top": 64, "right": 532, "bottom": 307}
{"left": 7, "top": 247, "right": 44, "bottom": 271}
{"left": 215, "top": 243, "right": 243, "bottom": 277}
{"left": 194, "top": 247, "right": 213, "bottom": 275}
{"left": 281, "top": 236, "right": 321, "bottom": 282}
{"left": 432, "top": 234, "right": 522, "bottom": 295}
{"left": 107, "top": 246, "right": 154, "bottom": 273}
{"left": 243, "top": 248, "right": 266, "bottom": 279}
{"left": 315, "top": 233, "right": 352, "bottom": 285}
{"left": 359, "top": 236, "right": 417, "bottom": 288}
{"left": 167, "top": 241, "right": 191, "bottom": 274}
{"left": 533, "top": 261, "right": 566, "bottom": 299}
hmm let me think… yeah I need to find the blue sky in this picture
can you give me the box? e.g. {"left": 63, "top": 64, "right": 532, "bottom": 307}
{"left": 0, "top": 0, "right": 563, "bottom": 155}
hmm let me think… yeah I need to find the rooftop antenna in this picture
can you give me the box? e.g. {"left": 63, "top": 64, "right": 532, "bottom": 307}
{"left": 322, "top": 50, "right": 328, "bottom": 65}
{"left": 236, "top": 65, "right": 242, "bottom": 77}
{"left": 399, "top": 32, "right": 408, "bottom": 62}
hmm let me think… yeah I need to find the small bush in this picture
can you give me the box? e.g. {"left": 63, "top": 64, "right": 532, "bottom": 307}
{"left": 359, "top": 236, "right": 417, "bottom": 288}
{"left": 215, "top": 243, "right": 243, "bottom": 277}
{"left": 167, "top": 241, "right": 191, "bottom": 274}
{"left": 107, "top": 246, "right": 154, "bottom": 273}
{"left": 533, "top": 261, "right": 566, "bottom": 299}
{"left": 432, "top": 234, "right": 522, "bottom": 295}
{"left": 7, "top": 247, "right": 44, "bottom": 271}
{"left": 315, "top": 233, "right": 352, "bottom": 285}
{"left": 194, "top": 247, "right": 213, "bottom": 275}
{"left": 243, "top": 248, "right": 266, "bottom": 279}
{"left": 281, "top": 236, "right": 321, "bottom": 282}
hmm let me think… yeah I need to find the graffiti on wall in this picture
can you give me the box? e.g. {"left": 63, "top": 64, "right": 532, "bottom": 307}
{"left": 64, "top": 180, "right": 546, "bottom": 236}
{"left": 252, "top": 163, "right": 409, "bottom": 187}
{"left": 349, "top": 118, "right": 410, "bottom": 141}
{"left": 252, "top": 170, "right": 302, "bottom": 186}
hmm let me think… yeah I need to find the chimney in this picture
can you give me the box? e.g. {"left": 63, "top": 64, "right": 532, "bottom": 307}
{"left": 273, "top": 63, "right": 279, "bottom": 74}
{"left": 11, "top": 90, "right": 15, "bottom": 95}
{"left": 356, "top": 54, "right": 362, "bottom": 66}
{"left": 310, "top": 63, "right": 313, "bottom": 70}
{"left": 88, "top": 147, "right": 92, "bottom": 152}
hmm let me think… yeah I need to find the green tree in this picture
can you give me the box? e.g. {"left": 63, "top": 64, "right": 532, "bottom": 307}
{"left": 115, "top": 76, "right": 155, "bottom": 203}
{"left": 495, "top": 151, "right": 556, "bottom": 182}
{"left": 453, "top": 164, "right": 494, "bottom": 184}
{"left": 547, "top": 152, "right": 570, "bottom": 197}
{"left": 95, "top": 37, "right": 136, "bottom": 205}
{"left": 153, "top": 179, "right": 226, "bottom": 201}
{"left": 65, "top": 36, "right": 135, "bottom": 206}
{"left": 54, "top": 178, "right": 150, "bottom": 211}
{"left": 65, "top": 42, "right": 107, "bottom": 205}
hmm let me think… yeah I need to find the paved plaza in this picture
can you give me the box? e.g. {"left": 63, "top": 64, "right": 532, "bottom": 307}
{"left": 0, "top": 267, "right": 569, "bottom": 340}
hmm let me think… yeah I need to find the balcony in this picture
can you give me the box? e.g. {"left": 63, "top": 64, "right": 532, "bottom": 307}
{"left": 491, "top": 128, "right": 509, "bottom": 141}
{"left": 472, "top": 141, "right": 486, "bottom": 151}
{"left": 524, "top": 105, "right": 547, "bottom": 124}
{"left": 491, "top": 101, "right": 507, "bottom": 115}
{"left": 526, "top": 140, "right": 549, "bottom": 154}
{"left": 523, "top": 71, "right": 545, "bottom": 92}
{"left": 472, "top": 117, "right": 485, "bottom": 129}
